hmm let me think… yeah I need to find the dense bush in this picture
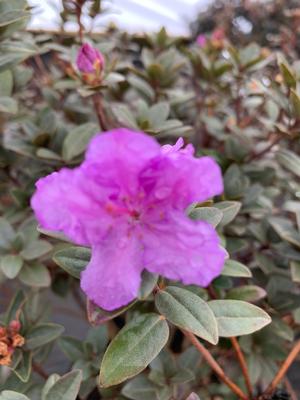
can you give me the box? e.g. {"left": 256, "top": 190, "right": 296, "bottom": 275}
{"left": 1, "top": 1, "right": 300, "bottom": 399}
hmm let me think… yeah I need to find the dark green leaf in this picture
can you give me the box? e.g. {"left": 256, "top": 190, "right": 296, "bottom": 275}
{"left": 26, "top": 323, "right": 64, "bottom": 350}
{"left": 221, "top": 259, "right": 252, "bottom": 278}
{"left": 53, "top": 246, "right": 90, "bottom": 278}
{"left": 44, "top": 370, "right": 82, "bottom": 400}
{"left": 99, "top": 313, "right": 169, "bottom": 387}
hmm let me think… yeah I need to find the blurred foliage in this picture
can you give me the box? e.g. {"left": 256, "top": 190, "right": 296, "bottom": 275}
{"left": 1, "top": 0, "right": 300, "bottom": 399}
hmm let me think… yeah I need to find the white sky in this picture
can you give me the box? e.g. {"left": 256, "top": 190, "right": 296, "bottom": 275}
{"left": 28, "top": 0, "right": 212, "bottom": 36}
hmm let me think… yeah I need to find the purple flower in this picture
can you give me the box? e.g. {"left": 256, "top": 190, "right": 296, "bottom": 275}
{"left": 196, "top": 34, "right": 207, "bottom": 47}
{"left": 76, "top": 43, "right": 104, "bottom": 76}
{"left": 31, "top": 129, "right": 225, "bottom": 310}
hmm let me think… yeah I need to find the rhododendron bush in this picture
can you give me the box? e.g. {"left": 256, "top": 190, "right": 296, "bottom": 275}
{"left": 1, "top": 1, "right": 300, "bottom": 399}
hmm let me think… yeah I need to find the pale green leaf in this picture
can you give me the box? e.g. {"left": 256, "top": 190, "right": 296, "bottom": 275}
{"left": 208, "top": 300, "right": 271, "bottom": 337}
{"left": 155, "top": 286, "right": 218, "bottom": 344}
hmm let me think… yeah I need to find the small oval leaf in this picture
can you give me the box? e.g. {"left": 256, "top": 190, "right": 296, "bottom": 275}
{"left": 208, "top": 300, "right": 271, "bottom": 337}
{"left": 99, "top": 313, "right": 169, "bottom": 387}
{"left": 155, "top": 286, "right": 218, "bottom": 344}
{"left": 44, "top": 370, "right": 82, "bottom": 400}
{"left": 221, "top": 259, "right": 252, "bottom": 278}
{"left": 53, "top": 246, "right": 91, "bottom": 278}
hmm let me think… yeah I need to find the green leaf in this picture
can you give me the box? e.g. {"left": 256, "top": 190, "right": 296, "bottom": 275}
{"left": 41, "top": 374, "right": 60, "bottom": 399}
{"left": 269, "top": 217, "right": 300, "bottom": 248}
{"left": 214, "top": 201, "right": 241, "bottom": 226}
{"left": 279, "top": 62, "right": 296, "bottom": 88}
{"left": 290, "top": 89, "right": 300, "bottom": 118}
{"left": 138, "top": 270, "right": 158, "bottom": 299}
{"left": 221, "top": 260, "right": 252, "bottom": 278}
{"left": 0, "top": 217, "right": 15, "bottom": 249}
{"left": 111, "top": 104, "right": 139, "bottom": 130}
{"left": 26, "top": 323, "right": 64, "bottom": 350}
{"left": 290, "top": 261, "right": 300, "bottom": 282}
{"left": 87, "top": 299, "right": 136, "bottom": 325}
{"left": 155, "top": 286, "right": 218, "bottom": 344}
{"left": 36, "top": 148, "right": 61, "bottom": 161}
{"left": 208, "top": 300, "right": 271, "bottom": 337}
{"left": 0, "top": 392, "right": 30, "bottom": 400}
{"left": 186, "top": 394, "right": 200, "bottom": 400}
{"left": 0, "top": 96, "right": 17, "bottom": 113}
{"left": 99, "top": 313, "right": 169, "bottom": 387}
{"left": 53, "top": 246, "right": 90, "bottom": 278}
{"left": 226, "top": 285, "right": 266, "bottom": 302}
{"left": 276, "top": 149, "right": 300, "bottom": 178}
{"left": 224, "top": 165, "right": 248, "bottom": 199}
{"left": 18, "top": 263, "right": 51, "bottom": 287}
{"left": 0, "top": 70, "right": 13, "bottom": 96}
{"left": 128, "top": 75, "right": 155, "bottom": 101}
{"left": 44, "top": 370, "right": 82, "bottom": 400}
{"left": 268, "top": 318, "right": 294, "bottom": 342}
{"left": 0, "top": 10, "right": 28, "bottom": 27}
{"left": 62, "top": 123, "right": 98, "bottom": 161}
{"left": 148, "top": 102, "right": 170, "bottom": 127}
{"left": 189, "top": 207, "right": 223, "bottom": 228}
{"left": 170, "top": 368, "right": 195, "bottom": 383}
{"left": 20, "top": 240, "right": 53, "bottom": 260}
{"left": 1, "top": 254, "right": 23, "bottom": 279}
{"left": 59, "top": 337, "right": 84, "bottom": 362}
{"left": 121, "top": 375, "right": 161, "bottom": 400}
{"left": 12, "top": 351, "right": 32, "bottom": 383}
{"left": 5, "top": 290, "right": 25, "bottom": 324}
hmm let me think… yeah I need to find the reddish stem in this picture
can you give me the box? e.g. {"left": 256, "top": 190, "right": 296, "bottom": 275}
{"left": 183, "top": 331, "right": 248, "bottom": 400}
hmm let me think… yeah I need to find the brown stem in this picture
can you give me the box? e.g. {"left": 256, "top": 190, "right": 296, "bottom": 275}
{"left": 183, "top": 330, "right": 248, "bottom": 400}
{"left": 32, "top": 362, "right": 49, "bottom": 379}
{"left": 230, "top": 337, "right": 253, "bottom": 399}
{"left": 248, "top": 134, "right": 282, "bottom": 161}
{"left": 92, "top": 93, "right": 109, "bottom": 130}
{"left": 284, "top": 377, "right": 297, "bottom": 400}
{"left": 74, "top": 0, "right": 84, "bottom": 42}
{"left": 264, "top": 339, "right": 300, "bottom": 396}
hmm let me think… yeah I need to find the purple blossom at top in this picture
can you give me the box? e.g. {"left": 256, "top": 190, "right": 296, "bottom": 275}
{"left": 76, "top": 43, "right": 104, "bottom": 74}
{"left": 196, "top": 34, "right": 207, "bottom": 47}
{"left": 31, "top": 129, "right": 226, "bottom": 311}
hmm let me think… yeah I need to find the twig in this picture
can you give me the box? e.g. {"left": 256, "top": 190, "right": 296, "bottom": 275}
{"left": 284, "top": 377, "right": 297, "bottom": 400}
{"left": 32, "top": 362, "right": 49, "bottom": 379}
{"left": 183, "top": 330, "right": 248, "bottom": 400}
{"left": 92, "top": 93, "right": 109, "bottom": 130}
{"left": 248, "top": 134, "right": 282, "bottom": 161}
{"left": 231, "top": 337, "right": 253, "bottom": 399}
{"left": 264, "top": 339, "right": 300, "bottom": 396}
{"left": 74, "top": 0, "right": 84, "bottom": 42}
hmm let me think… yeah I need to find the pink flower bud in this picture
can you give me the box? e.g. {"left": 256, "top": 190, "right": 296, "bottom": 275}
{"left": 76, "top": 43, "right": 105, "bottom": 76}
{"left": 211, "top": 28, "right": 225, "bottom": 42}
{"left": 196, "top": 34, "right": 207, "bottom": 47}
{"left": 9, "top": 320, "right": 21, "bottom": 332}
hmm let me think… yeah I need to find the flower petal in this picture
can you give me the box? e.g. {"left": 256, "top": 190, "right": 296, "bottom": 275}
{"left": 31, "top": 168, "right": 112, "bottom": 246}
{"left": 80, "top": 228, "right": 144, "bottom": 310}
{"left": 140, "top": 149, "right": 223, "bottom": 210}
{"left": 143, "top": 211, "right": 226, "bottom": 287}
{"left": 84, "top": 129, "right": 161, "bottom": 198}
